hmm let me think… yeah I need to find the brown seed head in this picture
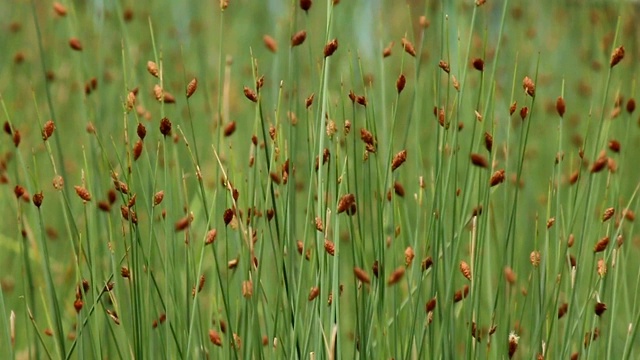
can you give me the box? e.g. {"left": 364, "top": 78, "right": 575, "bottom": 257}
{"left": 69, "top": 38, "right": 83, "bottom": 51}
{"left": 404, "top": 246, "right": 415, "bottom": 266}
{"left": 558, "top": 302, "right": 568, "bottom": 319}
{"left": 133, "top": 140, "right": 143, "bottom": 161}
{"left": 74, "top": 186, "right": 91, "bottom": 202}
{"left": 396, "top": 74, "right": 406, "bottom": 94}
{"left": 520, "top": 106, "right": 529, "bottom": 120}
{"left": 391, "top": 150, "right": 407, "bottom": 171}
{"left": 530, "top": 251, "right": 541, "bottom": 267}
{"left": 419, "top": 16, "right": 430, "bottom": 28}
{"left": 523, "top": 76, "right": 535, "bottom": 97}
{"left": 591, "top": 151, "right": 607, "bottom": 173}
{"left": 263, "top": 35, "right": 277, "bottom": 53}
{"left": 308, "top": 286, "right": 320, "bottom": 301}
{"left": 394, "top": 181, "right": 405, "bottom": 197}
{"left": 608, "top": 140, "right": 620, "bottom": 153}
{"left": 422, "top": 256, "right": 433, "bottom": 271}
{"left": 337, "top": 193, "right": 355, "bottom": 214}
{"left": 401, "top": 37, "right": 416, "bottom": 57}
{"left": 159, "top": 117, "right": 172, "bottom": 137}
{"left": 146, "top": 61, "right": 159, "bottom": 78}
{"left": 209, "top": 329, "right": 223, "bottom": 346}
{"left": 504, "top": 267, "right": 517, "bottom": 284}
{"left": 470, "top": 153, "right": 488, "bottom": 168}
{"left": 175, "top": 215, "right": 192, "bottom": 232}
{"left": 353, "top": 267, "right": 370, "bottom": 284}
{"left": 324, "top": 38, "right": 338, "bottom": 57}
{"left": 472, "top": 58, "right": 484, "bottom": 71}
{"left": 509, "top": 101, "right": 517, "bottom": 115}
{"left": 42, "top": 120, "right": 55, "bottom": 141}
{"left": 387, "top": 266, "right": 405, "bottom": 286}
{"left": 53, "top": 2, "right": 67, "bottom": 16}
{"left": 508, "top": 332, "right": 519, "bottom": 359}
{"left": 594, "top": 236, "right": 609, "bottom": 253}
{"left": 626, "top": 98, "right": 636, "bottom": 114}
{"left": 489, "top": 170, "right": 505, "bottom": 187}
{"left": 223, "top": 208, "right": 234, "bottom": 226}
{"left": 33, "top": 192, "right": 43, "bottom": 208}
{"left": 300, "top": 0, "right": 312, "bottom": 11}
{"left": 426, "top": 297, "right": 437, "bottom": 312}
{"left": 243, "top": 86, "right": 258, "bottom": 102}
{"left": 153, "top": 191, "right": 164, "bottom": 206}
{"left": 324, "top": 240, "right": 335, "bottom": 256}
{"left": 74, "top": 298, "right": 83, "bottom": 313}
{"left": 438, "top": 60, "right": 450, "bottom": 73}
{"left": 453, "top": 285, "right": 470, "bottom": 302}
{"left": 121, "top": 266, "right": 130, "bottom": 278}
{"left": 610, "top": 45, "right": 625, "bottom": 68}
{"left": 224, "top": 121, "right": 236, "bottom": 137}
{"left": 597, "top": 258, "right": 606, "bottom": 277}
{"left": 205, "top": 229, "right": 217, "bottom": 245}
{"left": 602, "top": 207, "right": 615, "bottom": 222}
{"left": 594, "top": 302, "right": 607, "bottom": 316}
{"left": 186, "top": 78, "right": 198, "bottom": 98}
{"left": 382, "top": 42, "right": 394, "bottom": 58}
{"left": 556, "top": 96, "right": 566, "bottom": 117}
{"left": 291, "top": 30, "right": 307, "bottom": 47}
{"left": 459, "top": 261, "right": 472, "bottom": 281}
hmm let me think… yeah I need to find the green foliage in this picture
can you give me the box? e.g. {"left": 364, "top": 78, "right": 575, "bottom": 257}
{"left": 1, "top": 0, "right": 640, "bottom": 358}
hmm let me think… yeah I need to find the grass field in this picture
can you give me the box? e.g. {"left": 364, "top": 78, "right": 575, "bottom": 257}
{"left": 1, "top": 0, "right": 640, "bottom": 359}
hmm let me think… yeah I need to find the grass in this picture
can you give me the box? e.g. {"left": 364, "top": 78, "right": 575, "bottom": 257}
{"left": 1, "top": 0, "right": 640, "bottom": 358}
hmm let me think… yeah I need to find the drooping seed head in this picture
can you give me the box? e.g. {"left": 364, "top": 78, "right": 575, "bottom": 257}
{"left": 438, "top": 60, "right": 450, "bottom": 73}
{"left": 382, "top": 42, "right": 394, "bottom": 58}
{"left": 391, "top": 150, "right": 407, "bottom": 171}
{"left": 324, "top": 38, "right": 338, "bottom": 57}
{"left": 53, "top": 2, "right": 67, "bottom": 16}
{"left": 401, "top": 37, "right": 416, "bottom": 57}
{"left": 387, "top": 266, "right": 405, "bottom": 286}
{"left": 291, "top": 30, "right": 307, "bottom": 47}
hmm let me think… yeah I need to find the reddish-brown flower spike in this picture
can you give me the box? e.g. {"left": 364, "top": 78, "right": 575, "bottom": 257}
{"left": 53, "top": 2, "right": 67, "bottom": 16}
{"left": 209, "top": 329, "right": 223, "bottom": 346}
{"left": 14, "top": 185, "right": 25, "bottom": 199}
{"left": 459, "top": 261, "right": 472, "bottom": 281}
{"left": 137, "top": 123, "right": 146, "bottom": 140}
{"left": 426, "top": 297, "right": 437, "bottom": 312}
{"left": 556, "top": 96, "right": 566, "bottom": 117}
{"left": 558, "top": 302, "right": 568, "bottom": 319}
{"left": 610, "top": 46, "right": 625, "bottom": 68}
{"left": 147, "top": 61, "right": 159, "bottom": 78}
{"left": 175, "top": 215, "right": 191, "bottom": 231}
{"left": 387, "top": 266, "right": 405, "bottom": 286}
{"left": 472, "top": 58, "right": 484, "bottom": 71}
{"left": 133, "top": 140, "right": 143, "bottom": 160}
{"left": 308, "top": 286, "right": 320, "bottom": 301}
{"left": 401, "top": 37, "right": 416, "bottom": 57}
{"left": 382, "top": 42, "right": 394, "bottom": 58}
{"left": 394, "top": 182, "right": 405, "bottom": 197}
{"left": 324, "top": 240, "right": 335, "bottom": 256}
{"left": 353, "top": 267, "right": 370, "bottom": 284}
{"left": 223, "top": 208, "right": 234, "bottom": 225}
{"left": 523, "top": 76, "right": 535, "bottom": 97}
{"left": 69, "top": 38, "right": 83, "bottom": 51}
{"left": 470, "top": 153, "right": 488, "bottom": 168}
{"left": 32, "top": 192, "right": 43, "bottom": 208}
{"left": 594, "top": 236, "right": 609, "bottom": 253}
{"left": 324, "top": 38, "right": 338, "bottom": 57}
{"left": 626, "top": 98, "right": 636, "bottom": 114}
{"left": 305, "top": 93, "right": 314, "bottom": 109}
{"left": 74, "top": 186, "right": 91, "bottom": 202}
{"left": 300, "top": 0, "right": 312, "bottom": 12}
{"left": 484, "top": 132, "right": 493, "bottom": 152}
{"left": 159, "top": 117, "right": 171, "bottom": 137}
{"left": 508, "top": 333, "right": 519, "bottom": 359}
{"left": 594, "top": 302, "right": 607, "bottom": 316}
{"left": 422, "top": 256, "right": 433, "bottom": 271}
{"left": 243, "top": 86, "right": 258, "bottom": 102}
{"left": 291, "top": 30, "right": 307, "bottom": 47}
{"left": 591, "top": 151, "right": 607, "bottom": 173}
{"left": 489, "top": 170, "right": 505, "bottom": 187}
{"left": 337, "top": 193, "right": 355, "bottom": 214}
{"left": 438, "top": 60, "right": 450, "bottom": 73}
{"left": 186, "top": 78, "right": 198, "bottom": 98}
{"left": 608, "top": 140, "right": 620, "bottom": 153}
{"left": 520, "top": 106, "right": 529, "bottom": 120}
{"left": 602, "top": 207, "right": 615, "bottom": 222}
{"left": 391, "top": 150, "right": 407, "bottom": 171}
{"left": 453, "top": 285, "right": 470, "bottom": 302}
{"left": 205, "top": 229, "right": 217, "bottom": 245}
{"left": 224, "top": 121, "right": 236, "bottom": 137}
{"left": 396, "top": 74, "right": 406, "bottom": 94}
{"left": 42, "top": 120, "right": 55, "bottom": 141}
{"left": 509, "top": 101, "right": 517, "bottom": 115}
{"left": 263, "top": 35, "right": 277, "bottom": 53}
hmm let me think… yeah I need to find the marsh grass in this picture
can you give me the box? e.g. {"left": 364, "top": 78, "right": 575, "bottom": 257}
{"left": 1, "top": 0, "right": 640, "bottom": 359}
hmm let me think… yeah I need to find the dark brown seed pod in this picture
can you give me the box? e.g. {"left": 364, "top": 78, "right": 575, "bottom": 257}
{"left": 556, "top": 96, "right": 566, "bottom": 117}
{"left": 401, "top": 37, "right": 416, "bottom": 57}
{"left": 324, "top": 240, "right": 335, "bottom": 256}
{"left": 472, "top": 58, "right": 484, "bottom": 71}
{"left": 300, "top": 0, "right": 312, "bottom": 12}
{"left": 594, "top": 236, "right": 609, "bottom": 253}
{"left": 387, "top": 266, "right": 405, "bottom": 286}
{"left": 74, "top": 186, "right": 91, "bottom": 202}
{"left": 520, "top": 106, "right": 529, "bottom": 120}
{"left": 133, "top": 140, "right": 143, "bottom": 161}
{"left": 594, "top": 302, "right": 607, "bottom": 316}
{"left": 14, "top": 185, "right": 25, "bottom": 198}
{"left": 159, "top": 117, "right": 172, "bottom": 137}
{"left": 453, "top": 285, "right": 470, "bottom": 302}
{"left": 484, "top": 132, "right": 493, "bottom": 152}
{"left": 626, "top": 98, "right": 636, "bottom": 114}
{"left": 223, "top": 208, "right": 234, "bottom": 225}
{"left": 224, "top": 121, "right": 236, "bottom": 137}
{"left": 186, "top": 78, "right": 198, "bottom": 98}
{"left": 372, "top": 260, "right": 380, "bottom": 278}
{"left": 353, "top": 267, "right": 370, "bottom": 284}
{"left": 608, "top": 140, "right": 620, "bottom": 153}
{"left": 591, "top": 151, "right": 607, "bottom": 173}
{"left": 69, "top": 38, "right": 83, "bottom": 51}
{"left": 305, "top": 93, "right": 314, "bottom": 108}
{"left": 175, "top": 215, "right": 191, "bottom": 231}
{"left": 205, "top": 229, "right": 217, "bottom": 245}
{"left": 153, "top": 191, "right": 164, "bottom": 206}
{"left": 308, "top": 286, "right": 320, "bottom": 301}
{"left": 53, "top": 2, "right": 67, "bottom": 16}
{"left": 602, "top": 207, "right": 615, "bottom": 222}
{"left": 558, "top": 302, "right": 568, "bottom": 319}
{"left": 209, "top": 329, "right": 222, "bottom": 346}
{"left": 291, "top": 30, "right": 307, "bottom": 47}
{"left": 425, "top": 297, "right": 437, "bottom": 312}
{"left": 42, "top": 120, "right": 55, "bottom": 141}
{"left": 421, "top": 256, "right": 433, "bottom": 271}
{"left": 324, "top": 38, "right": 338, "bottom": 57}
{"left": 489, "top": 170, "right": 505, "bottom": 187}
{"left": 32, "top": 192, "right": 43, "bottom": 208}
{"left": 470, "top": 153, "right": 488, "bottom": 168}
{"left": 569, "top": 170, "right": 579, "bottom": 184}
{"left": 610, "top": 45, "right": 625, "bottom": 68}
{"left": 391, "top": 150, "right": 407, "bottom": 171}
{"left": 508, "top": 333, "right": 519, "bottom": 359}
{"left": 509, "top": 101, "right": 517, "bottom": 116}
{"left": 243, "top": 86, "right": 258, "bottom": 102}
{"left": 120, "top": 205, "right": 138, "bottom": 224}
{"left": 137, "top": 123, "right": 146, "bottom": 140}
{"left": 121, "top": 266, "right": 130, "bottom": 278}
{"left": 396, "top": 74, "right": 406, "bottom": 93}
{"left": 263, "top": 35, "right": 278, "bottom": 53}
{"left": 393, "top": 182, "right": 405, "bottom": 197}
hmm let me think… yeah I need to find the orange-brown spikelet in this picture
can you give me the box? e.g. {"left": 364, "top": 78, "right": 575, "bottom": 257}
{"left": 69, "top": 38, "right": 83, "bottom": 51}
{"left": 74, "top": 186, "right": 91, "bottom": 202}
{"left": 509, "top": 101, "right": 517, "bottom": 115}
{"left": 602, "top": 207, "right": 615, "bottom": 222}
{"left": 438, "top": 60, "right": 450, "bottom": 73}
{"left": 291, "top": 30, "right": 307, "bottom": 47}
{"left": 147, "top": 61, "right": 159, "bottom": 78}
{"left": 387, "top": 266, "right": 405, "bottom": 286}
{"left": 205, "top": 229, "right": 217, "bottom": 245}
{"left": 33, "top": 192, "right": 43, "bottom": 208}
{"left": 558, "top": 302, "right": 568, "bottom": 319}
{"left": 523, "top": 76, "right": 535, "bottom": 97}
{"left": 186, "top": 78, "right": 198, "bottom": 98}
{"left": 337, "top": 193, "right": 355, "bottom": 214}
{"left": 324, "top": 240, "right": 335, "bottom": 256}
{"left": 383, "top": 42, "right": 394, "bottom": 58}
{"left": 396, "top": 74, "right": 406, "bottom": 93}
{"left": 244, "top": 86, "right": 258, "bottom": 102}
{"left": 426, "top": 297, "right": 437, "bottom": 312}
{"left": 353, "top": 267, "right": 370, "bottom": 284}
{"left": 263, "top": 35, "right": 277, "bottom": 53}
{"left": 209, "top": 329, "right": 223, "bottom": 346}
{"left": 508, "top": 332, "right": 519, "bottom": 359}
{"left": 308, "top": 286, "right": 320, "bottom": 301}
{"left": 453, "top": 285, "right": 470, "bottom": 302}
{"left": 153, "top": 191, "right": 164, "bottom": 206}
{"left": 159, "top": 117, "right": 172, "bottom": 137}
{"left": 305, "top": 93, "right": 314, "bottom": 108}
{"left": 608, "top": 140, "right": 620, "bottom": 153}
{"left": 490, "top": 170, "right": 505, "bottom": 187}
{"left": 459, "top": 261, "right": 472, "bottom": 281}
{"left": 133, "top": 140, "right": 143, "bottom": 161}
{"left": 42, "top": 120, "right": 55, "bottom": 141}
{"left": 391, "top": 150, "right": 407, "bottom": 171}
{"left": 401, "top": 37, "right": 416, "bottom": 57}
{"left": 224, "top": 121, "right": 236, "bottom": 137}
{"left": 626, "top": 98, "right": 636, "bottom": 114}
{"left": 557, "top": 96, "right": 566, "bottom": 117}
{"left": 324, "top": 38, "right": 338, "bottom": 57}
{"left": 610, "top": 45, "right": 625, "bottom": 68}
{"left": 470, "top": 153, "right": 488, "bottom": 168}
{"left": 53, "top": 2, "right": 67, "bottom": 16}
{"left": 594, "top": 236, "right": 609, "bottom": 253}
{"left": 590, "top": 151, "right": 607, "bottom": 173}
